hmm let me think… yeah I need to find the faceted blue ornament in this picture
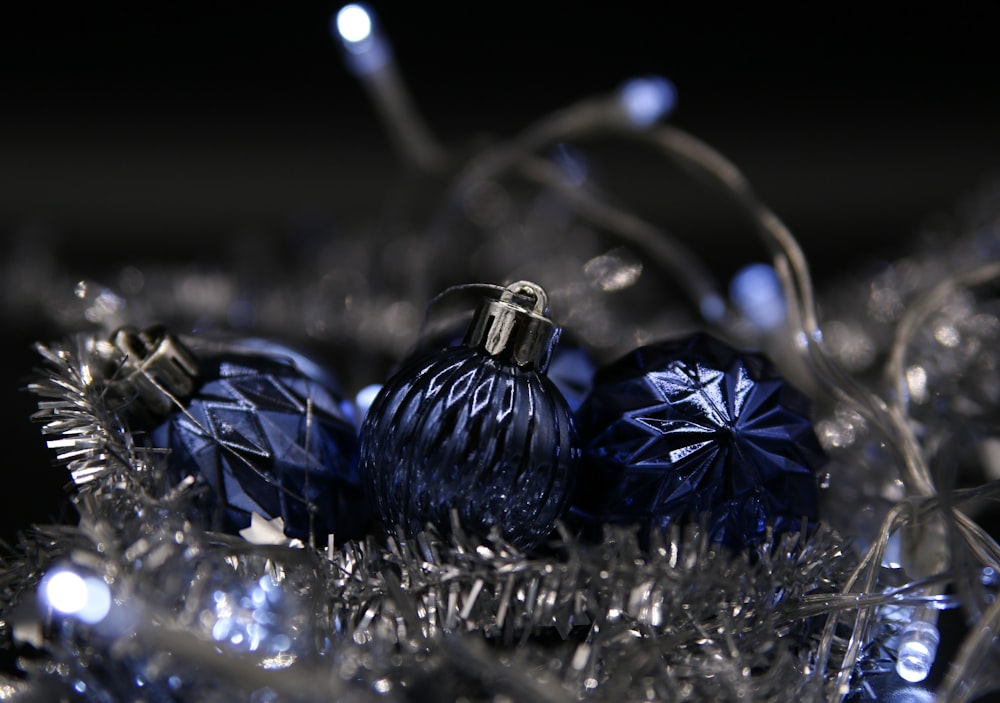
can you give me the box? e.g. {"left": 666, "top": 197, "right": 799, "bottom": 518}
{"left": 571, "top": 333, "right": 824, "bottom": 547}
{"left": 114, "top": 328, "right": 367, "bottom": 544}
{"left": 360, "top": 282, "right": 581, "bottom": 551}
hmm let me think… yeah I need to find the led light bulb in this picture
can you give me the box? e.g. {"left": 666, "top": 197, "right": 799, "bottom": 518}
{"left": 730, "top": 262, "right": 787, "bottom": 331}
{"left": 617, "top": 75, "right": 677, "bottom": 128}
{"left": 896, "top": 617, "right": 940, "bottom": 683}
{"left": 333, "top": 3, "right": 389, "bottom": 75}
{"left": 336, "top": 4, "right": 373, "bottom": 43}
{"left": 38, "top": 566, "right": 112, "bottom": 625}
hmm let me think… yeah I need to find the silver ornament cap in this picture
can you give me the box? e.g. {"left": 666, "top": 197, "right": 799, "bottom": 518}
{"left": 111, "top": 324, "right": 200, "bottom": 417}
{"left": 463, "top": 280, "right": 558, "bottom": 371}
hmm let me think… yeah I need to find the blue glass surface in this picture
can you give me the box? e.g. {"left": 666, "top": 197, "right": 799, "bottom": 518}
{"left": 545, "top": 341, "right": 598, "bottom": 412}
{"left": 425, "top": 326, "right": 597, "bottom": 412}
{"left": 571, "top": 333, "right": 823, "bottom": 547}
{"left": 151, "top": 346, "right": 366, "bottom": 543}
{"left": 360, "top": 345, "right": 581, "bottom": 551}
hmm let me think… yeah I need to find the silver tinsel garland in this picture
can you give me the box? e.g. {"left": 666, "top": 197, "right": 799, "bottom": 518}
{"left": 2, "top": 7, "right": 1000, "bottom": 702}
{"left": 10, "top": 333, "right": 858, "bottom": 703}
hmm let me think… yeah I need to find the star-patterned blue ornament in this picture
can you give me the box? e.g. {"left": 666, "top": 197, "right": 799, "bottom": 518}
{"left": 571, "top": 333, "right": 824, "bottom": 547}
{"left": 113, "top": 327, "right": 368, "bottom": 544}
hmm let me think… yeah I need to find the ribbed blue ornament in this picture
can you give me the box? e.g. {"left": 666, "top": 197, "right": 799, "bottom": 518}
{"left": 360, "top": 281, "right": 581, "bottom": 551}
{"left": 146, "top": 341, "right": 367, "bottom": 544}
{"left": 571, "top": 333, "right": 824, "bottom": 547}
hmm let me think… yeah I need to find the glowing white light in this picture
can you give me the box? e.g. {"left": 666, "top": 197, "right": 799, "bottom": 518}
{"left": 332, "top": 3, "right": 389, "bottom": 75}
{"left": 355, "top": 384, "right": 383, "bottom": 420}
{"left": 39, "top": 568, "right": 112, "bottom": 625}
{"left": 42, "top": 570, "right": 88, "bottom": 614}
{"left": 336, "top": 4, "right": 373, "bottom": 43}
{"left": 730, "top": 262, "right": 786, "bottom": 331}
{"left": 618, "top": 75, "right": 677, "bottom": 127}
{"left": 78, "top": 578, "right": 112, "bottom": 624}
{"left": 895, "top": 620, "right": 940, "bottom": 683}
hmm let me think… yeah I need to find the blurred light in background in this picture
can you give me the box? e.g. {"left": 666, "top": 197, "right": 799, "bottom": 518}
{"left": 617, "top": 75, "right": 677, "bottom": 127}
{"left": 38, "top": 566, "right": 112, "bottom": 626}
{"left": 334, "top": 3, "right": 389, "bottom": 75}
{"left": 336, "top": 4, "right": 372, "bottom": 43}
{"left": 729, "top": 262, "right": 786, "bottom": 332}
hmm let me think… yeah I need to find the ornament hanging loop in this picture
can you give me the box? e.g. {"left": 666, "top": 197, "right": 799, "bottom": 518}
{"left": 464, "top": 280, "right": 557, "bottom": 372}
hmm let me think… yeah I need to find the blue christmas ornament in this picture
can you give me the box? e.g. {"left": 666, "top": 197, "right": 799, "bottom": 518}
{"left": 112, "top": 326, "right": 368, "bottom": 544}
{"left": 360, "top": 281, "right": 581, "bottom": 551}
{"left": 571, "top": 332, "right": 824, "bottom": 547}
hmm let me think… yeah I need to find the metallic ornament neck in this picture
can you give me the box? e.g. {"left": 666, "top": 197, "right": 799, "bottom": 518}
{"left": 111, "top": 324, "right": 200, "bottom": 418}
{"left": 464, "top": 280, "right": 558, "bottom": 372}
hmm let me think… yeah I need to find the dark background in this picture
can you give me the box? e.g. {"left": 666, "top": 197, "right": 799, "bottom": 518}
{"left": 1, "top": 0, "right": 999, "bottom": 563}
{"left": 0, "top": 3, "right": 999, "bottom": 696}
{"left": 2, "top": 2, "right": 999, "bottom": 270}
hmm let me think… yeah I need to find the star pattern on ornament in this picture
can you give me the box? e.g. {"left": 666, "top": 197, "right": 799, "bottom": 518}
{"left": 621, "top": 356, "right": 810, "bottom": 486}
{"left": 574, "top": 334, "right": 824, "bottom": 545}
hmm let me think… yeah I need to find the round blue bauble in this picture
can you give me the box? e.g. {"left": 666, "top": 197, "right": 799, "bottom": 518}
{"left": 148, "top": 339, "right": 368, "bottom": 544}
{"left": 360, "top": 344, "right": 581, "bottom": 551}
{"left": 571, "top": 332, "right": 824, "bottom": 547}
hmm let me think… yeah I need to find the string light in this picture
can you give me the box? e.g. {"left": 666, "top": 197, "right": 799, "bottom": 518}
{"left": 38, "top": 565, "right": 112, "bottom": 626}
{"left": 730, "top": 262, "right": 786, "bottom": 332}
{"left": 331, "top": 3, "right": 446, "bottom": 171}
{"left": 617, "top": 75, "right": 677, "bottom": 128}
{"left": 896, "top": 609, "right": 941, "bottom": 683}
{"left": 334, "top": 3, "right": 388, "bottom": 75}
{"left": 335, "top": 4, "right": 373, "bottom": 44}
